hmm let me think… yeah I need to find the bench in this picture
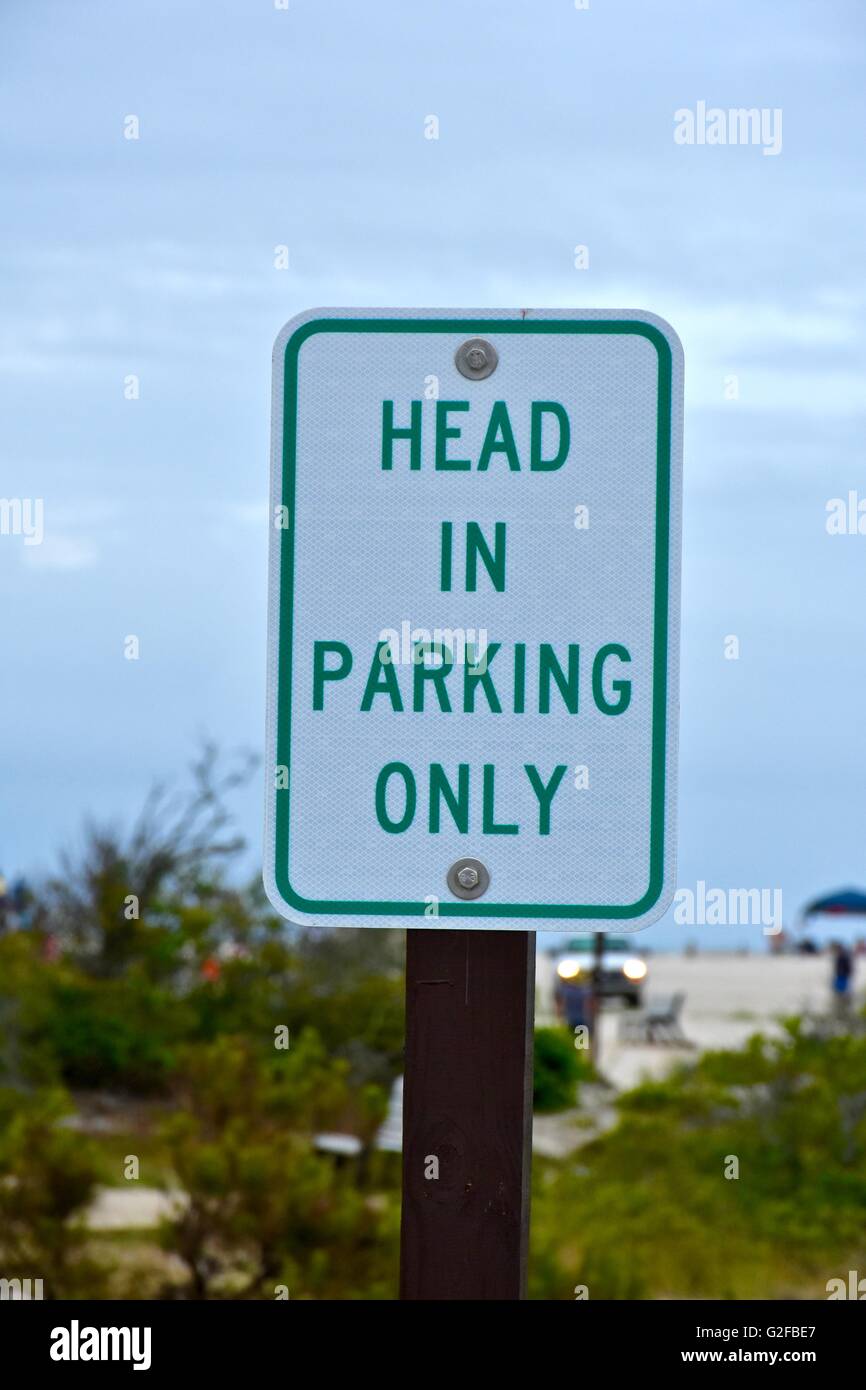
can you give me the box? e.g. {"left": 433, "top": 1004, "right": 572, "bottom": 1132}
{"left": 618, "top": 991, "right": 692, "bottom": 1046}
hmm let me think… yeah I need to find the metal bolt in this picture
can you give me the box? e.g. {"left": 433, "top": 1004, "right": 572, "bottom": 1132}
{"left": 455, "top": 338, "right": 498, "bottom": 381}
{"left": 447, "top": 858, "right": 490, "bottom": 900}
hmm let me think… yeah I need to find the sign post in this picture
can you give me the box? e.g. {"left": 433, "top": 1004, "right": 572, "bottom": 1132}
{"left": 400, "top": 928, "right": 535, "bottom": 1299}
{"left": 265, "top": 307, "right": 684, "bottom": 1299}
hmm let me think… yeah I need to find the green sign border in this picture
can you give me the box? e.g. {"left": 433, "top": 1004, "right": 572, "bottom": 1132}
{"left": 274, "top": 317, "right": 673, "bottom": 919}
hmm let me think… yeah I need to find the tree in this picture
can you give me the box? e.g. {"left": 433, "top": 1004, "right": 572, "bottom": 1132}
{"left": 42, "top": 743, "right": 257, "bottom": 979}
{"left": 0, "top": 1087, "right": 106, "bottom": 1297}
{"left": 158, "top": 1031, "right": 397, "bottom": 1298}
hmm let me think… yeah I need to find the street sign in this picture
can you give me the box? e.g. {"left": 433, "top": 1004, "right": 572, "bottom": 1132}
{"left": 265, "top": 308, "right": 683, "bottom": 931}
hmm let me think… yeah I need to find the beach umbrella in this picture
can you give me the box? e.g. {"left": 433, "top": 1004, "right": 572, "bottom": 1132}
{"left": 803, "top": 888, "right": 866, "bottom": 917}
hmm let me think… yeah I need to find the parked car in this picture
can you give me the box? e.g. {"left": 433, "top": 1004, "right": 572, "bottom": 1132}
{"left": 552, "top": 936, "right": 648, "bottom": 1008}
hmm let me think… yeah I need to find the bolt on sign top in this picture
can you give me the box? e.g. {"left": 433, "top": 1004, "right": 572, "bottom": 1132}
{"left": 264, "top": 308, "right": 684, "bottom": 931}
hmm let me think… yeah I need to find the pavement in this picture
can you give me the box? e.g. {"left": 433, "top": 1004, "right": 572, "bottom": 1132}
{"left": 85, "top": 1186, "right": 186, "bottom": 1231}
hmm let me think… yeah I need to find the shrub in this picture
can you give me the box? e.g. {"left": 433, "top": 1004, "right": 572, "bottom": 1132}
{"left": 0, "top": 1087, "right": 106, "bottom": 1297}
{"left": 533, "top": 1026, "right": 585, "bottom": 1112}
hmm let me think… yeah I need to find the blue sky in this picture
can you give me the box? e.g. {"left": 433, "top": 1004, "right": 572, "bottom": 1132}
{"left": 2, "top": 0, "right": 865, "bottom": 949}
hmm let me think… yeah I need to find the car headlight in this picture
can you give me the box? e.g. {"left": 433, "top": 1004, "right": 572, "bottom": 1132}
{"left": 556, "top": 957, "right": 582, "bottom": 980}
{"left": 622, "top": 958, "right": 647, "bottom": 981}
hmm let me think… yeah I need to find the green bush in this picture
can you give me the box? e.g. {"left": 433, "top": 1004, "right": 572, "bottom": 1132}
{"left": 158, "top": 1031, "right": 398, "bottom": 1298}
{"left": 0, "top": 1087, "right": 106, "bottom": 1297}
{"left": 533, "top": 1026, "right": 585, "bottom": 1112}
{"left": 41, "top": 975, "right": 191, "bottom": 1092}
{"left": 530, "top": 1019, "right": 866, "bottom": 1299}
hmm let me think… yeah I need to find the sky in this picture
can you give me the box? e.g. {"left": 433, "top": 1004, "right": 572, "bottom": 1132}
{"left": 2, "top": 0, "right": 865, "bottom": 950}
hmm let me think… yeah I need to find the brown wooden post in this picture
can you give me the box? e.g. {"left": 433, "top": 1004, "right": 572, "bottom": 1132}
{"left": 399, "top": 928, "right": 535, "bottom": 1300}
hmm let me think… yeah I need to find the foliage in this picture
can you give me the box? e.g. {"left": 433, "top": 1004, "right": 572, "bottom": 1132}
{"left": 529, "top": 1019, "right": 866, "bottom": 1299}
{"left": 533, "top": 1026, "right": 588, "bottom": 1112}
{"left": 0, "top": 1087, "right": 106, "bottom": 1297}
{"left": 157, "top": 1031, "right": 398, "bottom": 1298}
{"left": 40, "top": 743, "right": 256, "bottom": 979}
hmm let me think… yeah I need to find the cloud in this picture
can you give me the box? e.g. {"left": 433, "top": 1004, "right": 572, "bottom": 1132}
{"left": 22, "top": 534, "right": 98, "bottom": 571}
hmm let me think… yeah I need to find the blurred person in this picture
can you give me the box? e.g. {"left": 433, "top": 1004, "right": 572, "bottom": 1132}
{"left": 554, "top": 974, "right": 590, "bottom": 1037}
{"left": 830, "top": 940, "right": 854, "bottom": 1014}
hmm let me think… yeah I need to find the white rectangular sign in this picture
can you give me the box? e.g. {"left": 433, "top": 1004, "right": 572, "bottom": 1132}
{"left": 265, "top": 308, "right": 683, "bottom": 930}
